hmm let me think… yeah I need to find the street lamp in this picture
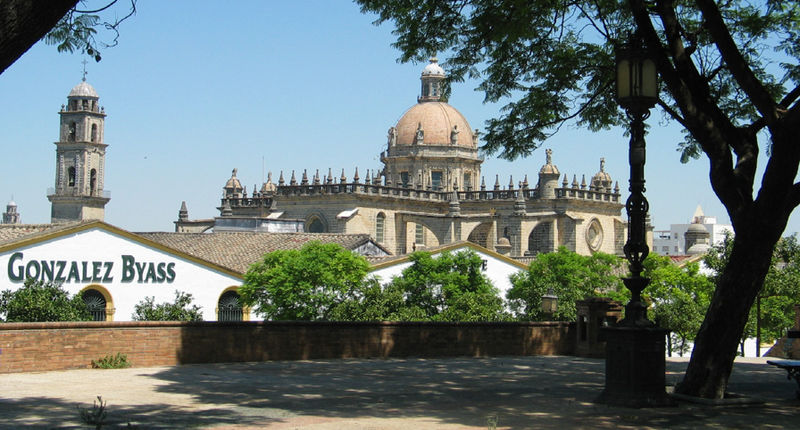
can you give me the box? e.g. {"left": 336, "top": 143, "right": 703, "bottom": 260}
{"left": 597, "top": 32, "right": 672, "bottom": 407}
{"left": 541, "top": 287, "right": 558, "bottom": 319}
{"left": 616, "top": 32, "right": 658, "bottom": 326}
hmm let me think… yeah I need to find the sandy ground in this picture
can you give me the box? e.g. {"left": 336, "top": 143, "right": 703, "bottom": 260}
{"left": 0, "top": 356, "right": 798, "bottom": 429}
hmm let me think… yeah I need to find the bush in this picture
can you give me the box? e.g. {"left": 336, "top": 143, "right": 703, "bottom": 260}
{"left": 92, "top": 353, "right": 131, "bottom": 369}
{"left": 131, "top": 290, "right": 202, "bottom": 321}
{"left": 0, "top": 278, "right": 91, "bottom": 322}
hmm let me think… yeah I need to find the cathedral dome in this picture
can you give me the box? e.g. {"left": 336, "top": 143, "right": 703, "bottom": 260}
{"left": 394, "top": 102, "right": 474, "bottom": 148}
{"left": 68, "top": 81, "right": 99, "bottom": 98}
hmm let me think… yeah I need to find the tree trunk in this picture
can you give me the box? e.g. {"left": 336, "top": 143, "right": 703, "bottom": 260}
{"left": 0, "top": 0, "right": 78, "bottom": 75}
{"left": 675, "top": 229, "right": 779, "bottom": 398}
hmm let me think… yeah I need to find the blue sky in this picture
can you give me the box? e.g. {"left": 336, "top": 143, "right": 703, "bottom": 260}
{"left": 0, "top": 1, "right": 795, "bottom": 236}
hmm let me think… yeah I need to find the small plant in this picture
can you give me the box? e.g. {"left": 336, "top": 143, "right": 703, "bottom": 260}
{"left": 486, "top": 413, "right": 498, "bottom": 430}
{"left": 77, "top": 395, "right": 107, "bottom": 429}
{"left": 92, "top": 352, "right": 130, "bottom": 369}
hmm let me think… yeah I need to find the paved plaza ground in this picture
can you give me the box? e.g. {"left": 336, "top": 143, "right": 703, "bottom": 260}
{"left": 0, "top": 356, "right": 797, "bottom": 429}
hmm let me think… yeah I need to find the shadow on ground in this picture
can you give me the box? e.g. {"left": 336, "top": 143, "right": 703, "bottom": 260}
{"left": 0, "top": 356, "right": 797, "bottom": 429}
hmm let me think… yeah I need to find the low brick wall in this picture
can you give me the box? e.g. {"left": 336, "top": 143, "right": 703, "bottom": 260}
{"left": 0, "top": 321, "right": 574, "bottom": 373}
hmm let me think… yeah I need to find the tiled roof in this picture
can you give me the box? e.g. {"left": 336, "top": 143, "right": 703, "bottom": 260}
{"left": 136, "top": 231, "right": 383, "bottom": 274}
{"left": 0, "top": 222, "right": 85, "bottom": 246}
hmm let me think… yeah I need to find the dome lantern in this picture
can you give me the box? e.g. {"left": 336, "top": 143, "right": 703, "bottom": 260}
{"left": 418, "top": 57, "right": 445, "bottom": 102}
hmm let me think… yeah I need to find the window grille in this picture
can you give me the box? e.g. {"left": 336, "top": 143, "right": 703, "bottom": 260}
{"left": 218, "top": 291, "right": 243, "bottom": 321}
{"left": 82, "top": 289, "right": 106, "bottom": 321}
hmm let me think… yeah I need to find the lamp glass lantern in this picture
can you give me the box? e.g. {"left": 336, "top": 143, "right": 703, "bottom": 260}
{"left": 541, "top": 288, "right": 558, "bottom": 316}
{"left": 615, "top": 37, "right": 658, "bottom": 112}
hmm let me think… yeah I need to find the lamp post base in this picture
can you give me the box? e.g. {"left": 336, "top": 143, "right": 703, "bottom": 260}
{"left": 596, "top": 325, "right": 675, "bottom": 408}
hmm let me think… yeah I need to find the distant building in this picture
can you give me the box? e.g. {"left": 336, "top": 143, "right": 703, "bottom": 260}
{"left": 2, "top": 200, "right": 20, "bottom": 224}
{"left": 0, "top": 78, "right": 391, "bottom": 322}
{"left": 47, "top": 78, "right": 110, "bottom": 223}
{"left": 176, "top": 58, "right": 628, "bottom": 259}
{"left": 652, "top": 205, "right": 732, "bottom": 255}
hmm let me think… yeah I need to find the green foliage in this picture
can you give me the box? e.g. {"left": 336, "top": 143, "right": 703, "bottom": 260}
{"left": 42, "top": 1, "right": 137, "bottom": 63}
{"left": 705, "top": 234, "right": 800, "bottom": 345}
{"left": 92, "top": 353, "right": 130, "bottom": 369}
{"left": 507, "top": 247, "right": 624, "bottom": 321}
{"left": 0, "top": 278, "right": 91, "bottom": 322}
{"left": 240, "top": 241, "right": 371, "bottom": 321}
{"left": 44, "top": 13, "right": 100, "bottom": 57}
{"left": 131, "top": 290, "right": 202, "bottom": 321}
{"left": 331, "top": 250, "right": 508, "bottom": 322}
{"left": 643, "top": 254, "right": 714, "bottom": 356}
{"left": 357, "top": 0, "right": 798, "bottom": 161}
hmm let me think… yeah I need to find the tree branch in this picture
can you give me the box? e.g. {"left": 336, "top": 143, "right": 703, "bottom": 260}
{"left": 0, "top": 0, "right": 78, "bottom": 76}
{"left": 696, "top": 0, "right": 778, "bottom": 126}
{"left": 635, "top": 0, "right": 756, "bottom": 227}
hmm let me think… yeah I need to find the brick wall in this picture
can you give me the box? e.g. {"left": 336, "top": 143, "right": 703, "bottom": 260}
{"left": 0, "top": 321, "right": 574, "bottom": 373}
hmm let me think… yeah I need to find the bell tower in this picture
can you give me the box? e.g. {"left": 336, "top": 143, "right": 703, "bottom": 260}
{"left": 48, "top": 73, "right": 110, "bottom": 223}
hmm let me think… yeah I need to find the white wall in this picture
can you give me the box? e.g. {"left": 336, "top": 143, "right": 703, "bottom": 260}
{"left": 370, "top": 247, "right": 523, "bottom": 300}
{"left": 0, "top": 227, "right": 245, "bottom": 321}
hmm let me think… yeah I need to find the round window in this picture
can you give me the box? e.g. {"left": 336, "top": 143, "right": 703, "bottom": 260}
{"left": 586, "top": 219, "right": 604, "bottom": 251}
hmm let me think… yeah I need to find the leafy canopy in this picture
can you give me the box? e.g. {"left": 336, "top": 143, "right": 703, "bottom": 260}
{"left": 705, "top": 234, "right": 800, "bottom": 344}
{"left": 43, "top": 0, "right": 137, "bottom": 63}
{"left": 643, "top": 254, "right": 714, "bottom": 356}
{"left": 507, "top": 247, "right": 624, "bottom": 321}
{"left": 358, "top": 0, "right": 799, "bottom": 162}
{"left": 131, "top": 290, "right": 203, "bottom": 321}
{"left": 377, "top": 250, "right": 507, "bottom": 321}
{"left": 0, "top": 278, "right": 91, "bottom": 322}
{"left": 240, "top": 241, "right": 371, "bottom": 321}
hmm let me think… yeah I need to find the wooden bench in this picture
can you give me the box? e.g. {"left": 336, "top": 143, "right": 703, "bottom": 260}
{"left": 767, "top": 359, "right": 800, "bottom": 399}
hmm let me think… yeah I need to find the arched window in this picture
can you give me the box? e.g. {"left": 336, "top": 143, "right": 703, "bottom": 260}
{"left": 82, "top": 100, "right": 88, "bottom": 110}
{"left": 91, "top": 124, "right": 97, "bottom": 142}
{"left": 218, "top": 290, "right": 243, "bottom": 321}
{"left": 308, "top": 217, "right": 325, "bottom": 233}
{"left": 90, "top": 169, "right": 97, "bottom": 194}
{"left": 82, "top": 289, "right": 107, "bottom": 321}
{"left": 528, "top": 222, "right": 553, "bottom": 255}
{"left": 68, "top": 122, "right": 76, "bottom": 141}
{"left": 376, "top": 212, "right": 385, "bottom": 243}
{"left": 68, "top": 167, "right": 76, "bottom": 187}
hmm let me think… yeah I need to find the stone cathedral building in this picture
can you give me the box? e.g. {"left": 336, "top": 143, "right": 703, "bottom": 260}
{"left": 175, "top": 59, "right": 627, "bottom": 258}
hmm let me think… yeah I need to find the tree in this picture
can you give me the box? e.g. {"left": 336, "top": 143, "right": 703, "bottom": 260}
{"left": 131, "top": 290, "right": 203, "bottom": 322}
{"left": 390, "top": 250, "right": 507, "bottom": 321}
{"left": 643, "top": 254, "right": 714, "bottom": 356}
{"left": 0, "top": 278, "right": 91, "bottom": 322}
{"left": 329, "top": 277, "right": 429, "bottom": 321}
{"left": 330, "top": 249, "right": 507, "bottom": 321}
{"left": 239, "top": 241, "right": 372, "bottom": 321}
{"left": 357, "top": 0, "right": 800, "bottom": 398}
{"left": 0, "top": 0, "right": 136, "bottom": 76}
{"left": 507, "top": 247, "right": 625, "bottom": 321}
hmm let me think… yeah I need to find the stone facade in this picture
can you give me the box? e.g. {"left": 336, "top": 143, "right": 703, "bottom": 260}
{"left": 47, "top": 79, "right": 110, "bottom": 223}
{"left": 176, "top": 59, "right": 627, "bottom": 258}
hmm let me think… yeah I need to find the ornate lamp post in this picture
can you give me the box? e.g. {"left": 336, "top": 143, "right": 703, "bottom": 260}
{"left": 597, "top": 33, "right": 672, "bottom": 407}
{"left": 616, "top": 33, "right": 658, "bottom": 326}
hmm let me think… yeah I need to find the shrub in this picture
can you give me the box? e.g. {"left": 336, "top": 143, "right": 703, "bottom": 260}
{"left": 131, "top": 290, "right": 202, "bottom": 321}
{"left": 0, "top": 278, "right": 91, "bottom": 322}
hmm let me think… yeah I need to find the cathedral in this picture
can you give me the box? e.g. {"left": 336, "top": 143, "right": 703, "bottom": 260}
{"left": 175, "top": 59, "right": 627, "bottom": 258}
